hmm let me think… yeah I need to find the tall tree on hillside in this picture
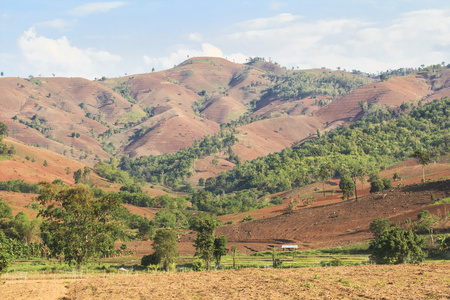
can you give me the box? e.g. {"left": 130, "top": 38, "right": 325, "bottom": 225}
{"left": 339, "top": 176, "right": 355, "bottom": 200}
{"left": 0, "top": 122, "right": 7, "bottom": 141}
{"left": 412, "top": 150, "right": 430, "bottom": 182}
{"left": 38, "top": 182, "right": 121, "bottom": 269}
{"left": 318, "top": 167, "right": 329, "bottom": 197}
{"left": 152, "top": 228, "right": 179, "bottom": 271}
{"left": 213, "top": 235, "right": 227, "bottom": 268}
{"left": 191, "top": 214, "right": 221, "bottom": 270}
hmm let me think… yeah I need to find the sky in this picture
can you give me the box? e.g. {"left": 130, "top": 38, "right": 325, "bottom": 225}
{"left": 1, "top": 0, "right": 450, "bottom": 79}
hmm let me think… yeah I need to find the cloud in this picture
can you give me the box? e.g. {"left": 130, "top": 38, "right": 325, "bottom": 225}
{"left": 69, "top": 1, "right": 127, "bottom": 17}
{"left": 234, "top": 13, "right": 301, "bottom": 30}
{"left": 36, "top": 18, "right": 73, "bottom": 30}
{"left": 269, "top": 0, "right": 287, "bottom": 11}
{"left": 18, "top": 28, "right": 122, "bottom": 78}
{"left": 143, "top": 43, "right": 245, "bottom": 71}
{"left": 188, "top": 32, "right": 202, "bottom": 42}
{"left": 217, "top": 9, "right": 450, "bottom": 73}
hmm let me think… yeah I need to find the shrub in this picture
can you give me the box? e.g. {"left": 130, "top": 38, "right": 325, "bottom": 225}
{"left": 241, "top": 215, "right": 256, "bottom": 222}
{"left": 141, "top": 252, "right": 161, "bottom": 267}
{"left": 270, "top": 196, "right": 283, "bottom": 205}
{"left": 369, "top": 218, "right": 391, "bottom": 238}
{"left": 370, "top": 227, "right": 426, "bottom": 264}
{"left": 192, "top": 259, "right": 206, "bottom": 271}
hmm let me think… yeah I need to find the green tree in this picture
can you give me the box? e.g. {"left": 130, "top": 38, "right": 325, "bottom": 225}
{"left": 82, "top": 166, "right": 91, "bottom": 183}
{"left": 213, "top": 235, "right": 227, "bottom": 267}
{"left": 0, "top": 122, "right": 7, "bottom": 141}
{"left": 231, "top": 245, "right": 238, "bottom": 269}
{"left": 38, "top": 182, "right": 121, "bottom": 269}
{"left": 318, "top": 167, "right": 329, "bottom": 197}
{"left": 152, "top": 228, "right": 179, "bottom": 271}
{"left": 191, "top": 214, "right": 221, "bottom": 270}
{"left": 0, "top": 240, "right": 11, "bottom": 276}
{"left": 43, "top": 160, "right": 48, "bottom": 167}
{"left": 369, "top": 218, "right": 391, "bottom": 238}
{"left": 0, "top": 199, "right": 13, "bottom": 219}
{"left": 73, "top": 169, "right": 82, "bottom": 184}
{"left": 339, "top": 176, "right": 355, "bottom": 200}
{"left": 412, "top": 150, "right": 430, "bottom": 182}
{"left": 417, "top": 210, "right": 439, "bottom": 246}
{"left": 370, "top": 227, "right": 426, "bottom": 264}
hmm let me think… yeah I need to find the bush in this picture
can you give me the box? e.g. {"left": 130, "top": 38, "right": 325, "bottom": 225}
{"left": 241, "top": 215, "right": 256, "bottom": 222}
{"left": 0, "top": 246, "right": 11, "bottom": 276}
{"left": 270, "top": 196, "right": 283, "bottom": 205}
{"left": 141, "top": 252, "right": 161, "bottom": 267}
{"left": 192, "top": 259, "right": 206, "bottom": 271}
{"left": 370, "top": 227, "right": 426, "bottom": 264}
{"left": 369, "top": 218, "right": 391, "bottom": 238}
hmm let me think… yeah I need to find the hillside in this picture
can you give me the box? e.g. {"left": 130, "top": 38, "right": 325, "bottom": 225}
{"left": 176, "top": 178, "right": 450, "bottom": 255}
{"left": 2, "top": 58, "right": 450, "bottom": 172}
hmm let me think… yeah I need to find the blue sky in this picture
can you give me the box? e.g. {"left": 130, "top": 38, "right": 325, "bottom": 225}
{"left": 1, "top": 0, "right": 450, "bottom": 79}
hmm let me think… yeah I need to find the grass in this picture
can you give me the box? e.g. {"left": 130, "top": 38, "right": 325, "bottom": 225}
{"left": 117, "top": 109, "right": 147, "bottom": 124}
{"left": 432, "top": 197, "right": 450, "bottom": 205}
{"left": 5, "top": 239, "right": 450, "bottom": 279}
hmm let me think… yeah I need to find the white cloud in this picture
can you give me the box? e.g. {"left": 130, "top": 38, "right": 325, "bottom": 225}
{"left": 188, "top": 32, "right": 202, "bottom": 42}
{"left": 217, "top": 9, "right": 450, "bottom": 73}
{"left": 269, "top": 0, "right": 287, "bottom": 11}
{"left": 18, "top": 28, "right": 122, "bottom": 79}
{"left": 69, "top": 1, "right": 127, "bottom": 17}
{"left": 234, "top": 13, "right": 301, "bottom": 31}
{"left": 143, "top": 43, "right": 245, "bottom": 70}
{"left": 36, "top": 18, "right": 73, "bottom": 30}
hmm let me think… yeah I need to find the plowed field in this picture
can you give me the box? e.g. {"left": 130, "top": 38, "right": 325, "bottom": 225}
{"left": 2, "top": 263, "right": 449, "bottom": 299}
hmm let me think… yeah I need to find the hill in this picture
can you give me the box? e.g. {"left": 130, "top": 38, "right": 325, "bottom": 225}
{"left": 2, "top": 58, "right": 450, "bottom": 171}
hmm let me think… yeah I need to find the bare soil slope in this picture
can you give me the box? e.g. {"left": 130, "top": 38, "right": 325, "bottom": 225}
{"left": 212, "top": 179, "right": 450, "bottom": 253}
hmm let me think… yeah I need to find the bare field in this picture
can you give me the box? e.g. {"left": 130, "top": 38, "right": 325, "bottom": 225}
{"left": 2, "top": 263, "right": 449, "bottom": 299}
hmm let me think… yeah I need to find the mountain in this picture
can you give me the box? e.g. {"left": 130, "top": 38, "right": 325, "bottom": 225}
{"left": 1, "top": 58, "right": 450, "bottom": 177}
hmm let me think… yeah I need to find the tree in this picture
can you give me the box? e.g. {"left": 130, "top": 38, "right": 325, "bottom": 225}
{"left": 152, "top": 228, "right": 179, "bottom": 271}
{"left": 368, "top": 173, "right": 391, "bottom": 193}
{"left": 0, "top": 241, "right": 11, "bottom": 276}
{"left": 0, "top": 122, "right": 7, "bottom": 142}
{"left": 417, "top": 210, "right": 439, "bottom": 246}
{"left": 82, "top": 166, "right": 91, "bottom": 183}
{"left": 412, "top": 150, "right": 430, "bottom": 182}
{"left": 213, "top": 235, "right": 227, "bottom": 267}
{"left": 369, "top": 218, "right": 391, "bottom": 238}
{"left": 0, "top": 199, "right": 13, "bottom": 219}
{"left": 318, "top": 167, "right": 329, "bottom": 197}
{"left": 370, "top": 227, "right": 426, "bottom": 264}
{"left": 73, "top": 169, "right": 82, "bottom": 184}
{"left": 43, "top": 160, "right": 48, "bottom": 167}
{"left": 191, "top": 214, "right": 221, "bottom": 270}
{"left": 339, "top": 176, "right": 355, "bottom": 200}
{"left": 231, "top": 245, "right": 238, "bottom": 269}
{"left": 38, "top": 182, "right": 121, "bottom": 269}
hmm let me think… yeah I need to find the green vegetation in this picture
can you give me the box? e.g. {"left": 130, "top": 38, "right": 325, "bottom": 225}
{"left": 0, "top": 180, "right": 41, "bottom": 193}
{"left": 205, "top": 98, "right": 450, "bottom": 199}
{"left": 151, "top": 229, "right": 179, "bottom": 271}
{"left": 118, "top": 131, "right": 238, "bottom": 190}
{"left": 191, "top": 214, "right": 222, "bottom": 270}
{"left": 38, "top": 182, "right": 122, "bottom": 269}
{"left": 260, "top": 70, "right": 370, "bottom": 101}
{"left": 370, "top": 227, "right": 426, "bottom": 264}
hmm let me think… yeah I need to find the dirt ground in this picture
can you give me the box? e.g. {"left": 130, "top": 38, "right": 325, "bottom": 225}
{"left": 2, "top": 263, "right": 449, "bottom": 299}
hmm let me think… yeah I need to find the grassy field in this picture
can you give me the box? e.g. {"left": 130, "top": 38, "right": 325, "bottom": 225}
{"left": 6, "top": 240, "right": 450, "bottom": 281}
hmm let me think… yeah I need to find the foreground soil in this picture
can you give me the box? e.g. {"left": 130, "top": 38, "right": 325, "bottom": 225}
{"left": 2, "top": 263, "right": 449, "bottom": 299}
